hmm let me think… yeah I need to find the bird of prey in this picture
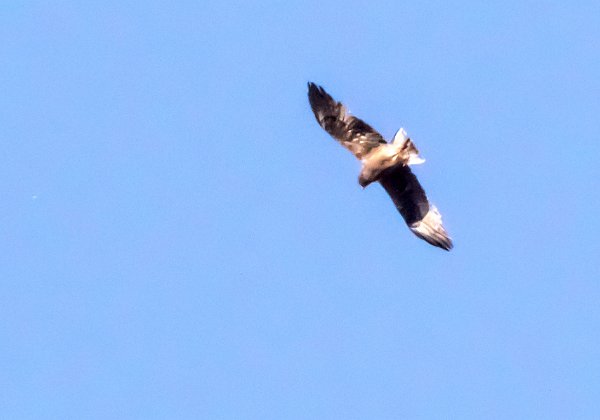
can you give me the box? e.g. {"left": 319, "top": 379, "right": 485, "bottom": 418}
{"left": 307, "top": 82, "right": 453, "bottom": 250}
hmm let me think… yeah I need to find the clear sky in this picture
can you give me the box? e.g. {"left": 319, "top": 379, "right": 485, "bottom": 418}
{"left": 2, "top": 1, "right": 599, "bottom": 418}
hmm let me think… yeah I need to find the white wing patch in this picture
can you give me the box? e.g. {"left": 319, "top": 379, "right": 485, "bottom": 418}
{"left": 409, "top": 206, "right": 453, "bottom": 250}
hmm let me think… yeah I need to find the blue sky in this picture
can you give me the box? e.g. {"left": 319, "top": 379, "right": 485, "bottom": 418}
{"left": 2, "top": 1, "right": 600, "bottom": 418}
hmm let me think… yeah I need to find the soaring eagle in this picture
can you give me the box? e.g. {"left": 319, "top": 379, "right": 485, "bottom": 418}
{"left": 307, "top": 82, "right": 453, "bottom": 251}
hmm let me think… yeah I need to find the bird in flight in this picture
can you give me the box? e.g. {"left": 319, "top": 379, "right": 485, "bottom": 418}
{"left": 307, "top": 82, "right": 453, "bottom": 251}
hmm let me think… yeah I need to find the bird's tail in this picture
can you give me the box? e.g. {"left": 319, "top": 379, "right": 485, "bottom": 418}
{"left": 404, "top": 140, "right": 425, "bottom": 165}
{"left": 393, "top": 128, "right": 425, "bottom": 165}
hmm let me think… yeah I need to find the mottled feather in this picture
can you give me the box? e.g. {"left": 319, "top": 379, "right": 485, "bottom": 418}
{"left": 307, "top": 82, "right": 386, "bottom": 159}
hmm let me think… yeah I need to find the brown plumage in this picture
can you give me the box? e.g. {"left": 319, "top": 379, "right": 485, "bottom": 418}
{"left": 307, "top": 82, "right": 453, "bottom": 251}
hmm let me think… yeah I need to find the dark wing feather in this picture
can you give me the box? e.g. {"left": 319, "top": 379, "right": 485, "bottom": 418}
{"left": 379, "top": 164, "right": 453, "bottom": 251}
{"left": 307, "top": 82, "right": 386, "bottom": 159}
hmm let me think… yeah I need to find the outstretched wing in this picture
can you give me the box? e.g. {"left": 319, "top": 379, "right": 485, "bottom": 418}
{"left": 378, "top": 164, "right": 453, "bottom": 251}
{"left": 308, "top": 82, "right": 386, "bottom": 159}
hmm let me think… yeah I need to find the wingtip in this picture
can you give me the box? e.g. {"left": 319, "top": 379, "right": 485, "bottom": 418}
{"left": 440, "top": 238, "right": 454, "bottom": 251}
{"left": 409, "top": 206, "right": 453, "bottom": 251}
{"left": 421, "top": 232, "right": 453, "bottom": 251}
{"left": 418, "top": 230, "right": 453, "bottom": 251}
{"left": 307, "top": 82, "right": 332, "bottom": 114}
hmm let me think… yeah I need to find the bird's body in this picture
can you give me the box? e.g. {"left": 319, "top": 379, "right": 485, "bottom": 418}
{"left": 358, "top": 128, "right": 425, "bottom": 187}
{"left": 307, "top": 82, "right": 453, "bottom": 251}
